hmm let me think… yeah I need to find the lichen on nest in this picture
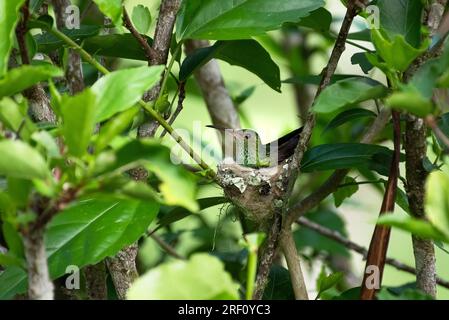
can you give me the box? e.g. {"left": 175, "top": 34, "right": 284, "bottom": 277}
{"left": 217, "top": 161, "right": 290, "bottom": 222}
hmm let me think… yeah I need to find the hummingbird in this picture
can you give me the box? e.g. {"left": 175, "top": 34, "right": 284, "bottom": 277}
{"left": 207, "top": 125, "right": 303, "bottom": 168}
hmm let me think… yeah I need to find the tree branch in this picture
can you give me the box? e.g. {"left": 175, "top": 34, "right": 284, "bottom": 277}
{"left": 297, "top": 217, "right": 449, "bottom": 290}
{"left": 52, "top": 0, "right": 85, "bottom": 95}
{"left": 400, "top": 0, "right": 447, "bottom": 298}
{"left": 122, "top": 7, "right": 157, "bottom": 62}
{"left": 280, "top": 230, "right": 308, "bottom": 299}
{"left": 139, "top": 0, "right": 181, "bottom": 138}
{"left": 251, "top": 0, "right": 368, "bottom": 299}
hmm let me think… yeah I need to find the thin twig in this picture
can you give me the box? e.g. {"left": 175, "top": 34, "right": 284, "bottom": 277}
{"left": 122, "top": 7, "right": 157, "bottom": 62}
{"left": 150, "top": 234, "right": 186, "bottom": 260}
{"left": 296, "top": 217, "right": 449, "bottom": 290}
{"left": 160, "top": 81, "right": 185, "bottom": 138}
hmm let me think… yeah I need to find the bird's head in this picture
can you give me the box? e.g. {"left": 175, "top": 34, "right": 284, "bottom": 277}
{"left": 206, "top": 126, "right": 261, "bottom": 142}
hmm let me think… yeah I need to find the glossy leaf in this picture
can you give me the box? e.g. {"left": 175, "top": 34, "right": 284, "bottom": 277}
{"left": 132, "top": 4, "right": 151, "bottom": 34}
{"left": 313, "top": 77, "right": 388, "bottom": 114}
{"left": 176, "top": 0, "right": 324, "bottom": 40}
{"left": 0, "top": 140, "right": 50, "bottom": 180}
{"left": 83, "top": 34, "right": 153, "bottom": 60}
{"left": 61, "top": 89, "right": 97, "bottom": 157}
{"left": 376, "top": 0, "right": 423, "bottom": 48}
{"left": 127, "top": 254, "right": 239, "bottom": 299}
{"left": 296, "top": 7, "right": 332, "bottom": 32}
{"left": 180, "top": 40, "right": 280, "bottom": 91}
{"left": 92, "top": 0, "right": 122, "bottom": 27}
{"left": 34, "top": 25, "right": 101, "bottom": 53}
{"left": 91, "top": 65, "right": 163, "bottom": 121}
{"left": 351, "top": 52, "right": 374, "bottom": 74}
{"left": 283, "top": 74, "right": 363, "bottom": 86}
{"left": 0, "top": 0, "right": 26, "bottom": 77}
{"left": 425, "top": 171, "right": 449, "bottom": 239}
{"left": 377, "top": 215, "right": 448, "bottom": 242}
{"left": 301, "top": 143, "right": 395, "bottom": 175}
{"left": 323, "top": 108, "right": 377, "bottom": 133}
{"left": 0, "top": 266, "right": 27, "bottom": 299}
{"left": 0, "top": 197, "right": 159, "bottom": 298}
{"left": 0, "top": 65, "right": 63, "bottom": 99}
{"left": 347, "top": 29, "right": 371, "bottom": 42}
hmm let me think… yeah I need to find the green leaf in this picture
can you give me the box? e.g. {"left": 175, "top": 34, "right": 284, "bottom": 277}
{"left": 34, "top": 25, "right": 101, "bottom": 53}
{"left": 377, "top": 282, "right": 433, "bottom": 300}
{"left": 0, "top": 196, "right": 160, "bottom": 298}
{"left": 0, "top": 64, "right": 63, "bottom": 99}
{"left": 0, "top": 0, "right": 27, "bottom": 77}
{"left": 348, "top": 29, "right": 371, "bottom": 42}
{"left": 94, "top": 140, "right": 198, "bottom": 211}
{"left": 180, "top": 40, "right": 280, "bottom": 91}
{"left": 61, "top": 89, "right": 97, "bottom": 157}
{"left": 376, "top": 0, "right": 423, "bottom": 48}
{"left": 313, "top": 77, "right": 388, "bottom": 114}
{"left": 370, "top": 29, "right": 428, "bottom": 72}
{"left": 83, "top": 34, "right": 153, "bottom": 61}
{"left": 283, "top": 74, "right": 365, "bottom": 86}
{"left": 0, "top": 97, "right": 36, "bottom": 141}
{"left": 91, "top": 65, "right": 163, "bottom": 121}
{"left": 316, "top": 270, "right": 343, "bottom": 299}
{"left": 333, "top": 176, "right": 358, "bottom": 208}
{"left": 0, "top": 140, "right": 50, "bottom": 180}
{"left": 95, "top": 106, "right": 139, "bottom": 153}
{"left": 31, "top": 131, "right": 60, "bottom": 159}
{"left": 425, "top": 171, "right": 449, "bottom": 239}
{"left": 176, "top": 0, "right": 324, "bottom": 40}
{"left": 301, "top": 143, "right": 395, "bottom": 175}
{"left": 386, "top": 89, "right": 433, "bottom": 117}
{"left": 0, "top": 266, "right": 27, "bottom": 300}
{"left": 92, "top": 0, "right": 122, "bottom": 27}
{"left": 377, "top": 215, "right": 448, "bottom": 242}
{"left": 127, "top": 253, "right": 239, "bottom": 299}
{"left": 351, "top": 52, "right": 374, "bottom": 74}
{"left": 132, "top": 4, "right": 151, "bottom": 34}
{"left": 0, "top": 252, "right": 24, "bottom": 268}
{"left": 323, "top": 108, "right": 377, "bottom": 133}
{"left": 296, "top": 7, "right": 332, "bottom": 32}
{"left": 2, "top": 221, "right": 24, "bottom": 258}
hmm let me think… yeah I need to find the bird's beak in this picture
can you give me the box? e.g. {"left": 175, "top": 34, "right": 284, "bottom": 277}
{"left": 206, "top": 125, "right": 225, "bottom": 131}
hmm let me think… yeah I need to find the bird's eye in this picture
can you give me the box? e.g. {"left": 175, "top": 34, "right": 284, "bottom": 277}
{"left": 245, "top": 134, "right": 251, "bottom": 139}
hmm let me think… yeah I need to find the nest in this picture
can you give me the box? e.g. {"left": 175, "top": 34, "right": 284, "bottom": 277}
{"left": 217, "top": 160, "right": 291, "bottom": 223}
